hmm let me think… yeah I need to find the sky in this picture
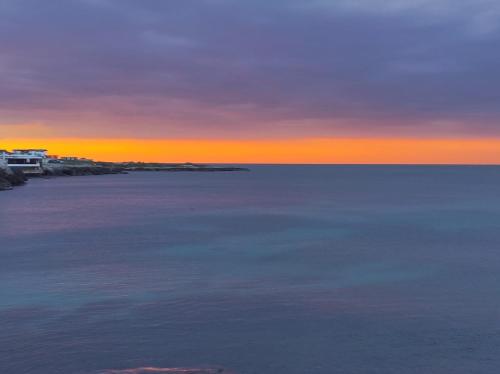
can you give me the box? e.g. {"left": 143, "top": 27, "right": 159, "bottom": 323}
{"left": 1, "top": 0, "right": 500, "bottom": 163}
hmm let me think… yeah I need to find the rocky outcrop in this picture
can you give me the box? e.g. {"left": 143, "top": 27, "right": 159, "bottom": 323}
{"left": 124, "top": 164, "right": 250, "bottom": 172}
{"left": 43, "top": 166, "right": 127, "bottom": 176}
{"left": 0, "top": 175, "right": 11, "bottom": 190}
{"left": 114, "top": 162, "right": 250, "bottom": 172}
{"left": 0, "top": 168, "right": 27, "bottom": 191}
{"left": 1, "top": 162, "right": 247, "bottom": 191}
{"left": 0, "top": 166, "right": 125, "bottom": 191}
{"left": 129, "top": 167, "right": 250, "bottom": 172}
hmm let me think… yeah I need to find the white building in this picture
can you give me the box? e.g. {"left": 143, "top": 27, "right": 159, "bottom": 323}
{"left": 2, "top": 149, "right": 48, "bottom": 174}
{"left": 12, "top": 149, "right": 48, "bottom": 158}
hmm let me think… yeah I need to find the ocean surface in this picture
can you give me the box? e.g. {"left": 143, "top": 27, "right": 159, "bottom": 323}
{"left": 1, "top": 165, "right": 500, "bottom": 374}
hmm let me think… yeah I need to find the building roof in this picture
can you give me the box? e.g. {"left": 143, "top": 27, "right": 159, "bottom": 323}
{"left": 13, "top": 149, "right": 48, "bottom": 152}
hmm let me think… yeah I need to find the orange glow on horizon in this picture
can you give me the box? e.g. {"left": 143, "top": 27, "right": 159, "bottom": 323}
{"left": 2, "top": 137, "right": 500, "bottom": 164}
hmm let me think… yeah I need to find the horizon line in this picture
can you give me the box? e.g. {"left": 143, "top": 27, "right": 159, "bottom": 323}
{"left": 3, "top": 137, "right": 500, "bottom": 164}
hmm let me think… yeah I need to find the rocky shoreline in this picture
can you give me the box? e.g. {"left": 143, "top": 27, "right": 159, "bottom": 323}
{"left": 0, "top": 168, "right": 28, "bottom": 190}
{"left": 124, "top": 166, "right": 250, "bottom": 172}
{"left": 0, "top": 163, "right": 250, "bottom": 191}
{"left": 44, "top": 165, "right": 127, "bottom": 177}
{"left": 101, "top": 162, "right": 250, "bottom": 173}
{"left": 0, "top": 166, "right": 125, "bottom": 191}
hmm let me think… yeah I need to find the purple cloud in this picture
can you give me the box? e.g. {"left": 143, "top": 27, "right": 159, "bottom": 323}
{"left": 0, "top": 0, "right": 499, "bottom": 138}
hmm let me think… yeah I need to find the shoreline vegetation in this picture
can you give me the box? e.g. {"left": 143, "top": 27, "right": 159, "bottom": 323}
{"left": 0, "top": 161, "right": 250, "bottom": 191}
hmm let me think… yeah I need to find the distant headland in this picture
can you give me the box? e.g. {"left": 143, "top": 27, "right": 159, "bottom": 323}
{"left": 0, "top": 149, "right": 250, "bottom": 191}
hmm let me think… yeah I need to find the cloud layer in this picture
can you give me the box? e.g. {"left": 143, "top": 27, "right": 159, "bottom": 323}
{"left": 1, "top": 0, "right": 499, "bottom": 138}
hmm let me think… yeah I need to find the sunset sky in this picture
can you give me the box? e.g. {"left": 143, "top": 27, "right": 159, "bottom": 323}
{"left": 1, "top": 0, "right": 500, "bottom": 163}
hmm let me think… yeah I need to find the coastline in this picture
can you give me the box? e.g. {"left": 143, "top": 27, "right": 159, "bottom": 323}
{"left": 0, "top": 162, "right": 250, "bottom": 191}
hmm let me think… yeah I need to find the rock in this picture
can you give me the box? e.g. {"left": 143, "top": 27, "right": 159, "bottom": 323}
{"left": 43, "top": 166, "right": 127, "bottom": 177}
{"left": 1, "top": 161, "right": 242, "bottom": 191}
{"left": 9, "top": 168, "right": 28, "bottom": 186}
{"left": 0, "top": 177, "right": 12, "bottom": 190}
{"left": 0, "top": 168, "right": 27, "bottom": 191}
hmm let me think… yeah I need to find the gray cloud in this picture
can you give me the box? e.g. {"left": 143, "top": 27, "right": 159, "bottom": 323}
{"left": 0, "top": 0, "right": 499, "bottom": 138}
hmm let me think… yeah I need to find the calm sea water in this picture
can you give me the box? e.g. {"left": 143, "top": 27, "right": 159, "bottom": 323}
{"left": 2, "top": 166, "right": 500, "bottom": 374}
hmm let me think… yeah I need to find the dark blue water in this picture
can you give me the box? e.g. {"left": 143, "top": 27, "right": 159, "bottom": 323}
{"left": 2, "top": 166, "right": 500, "bottom": 374}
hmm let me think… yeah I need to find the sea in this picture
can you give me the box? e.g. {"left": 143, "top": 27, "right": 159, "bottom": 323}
{"left": 1, "top": 165, "right": 500, "bottom": 374}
